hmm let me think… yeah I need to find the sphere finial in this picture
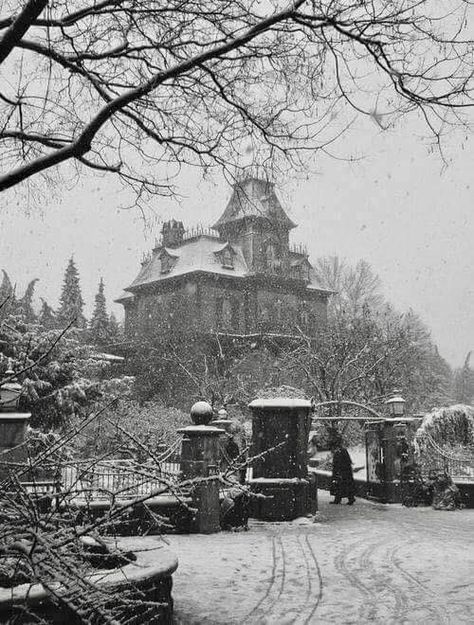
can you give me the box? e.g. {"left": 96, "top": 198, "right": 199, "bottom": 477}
{"left": 190, "top": 401, "right": 214, "bottom": 425}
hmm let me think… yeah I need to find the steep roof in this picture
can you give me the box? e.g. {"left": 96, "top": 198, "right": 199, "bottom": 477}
{"left": 124, "top": 236, "right": 249, "bottom": 291}
{"left": 212, "top": 177, "right": 297, "bottom": 231}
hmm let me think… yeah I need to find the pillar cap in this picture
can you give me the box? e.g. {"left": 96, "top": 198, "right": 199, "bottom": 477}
{"left": 249, "top": 398, "right": 313, "bottom": 410}
{"left": 177, "top": 425, "right": 225, "bottom": 436}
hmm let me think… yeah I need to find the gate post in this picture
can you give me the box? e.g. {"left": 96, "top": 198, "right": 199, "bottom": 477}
{"left": 178, "top": 402, "right": 224, "bottom": 533}
{"left": 248, "top": 398, "right": 316, "bottom": 521}
{"left": 0, "top": 364, "right": 30, "bottom": 481}
{"left": 365, "top": 417, "right": 420, "bottom": 503}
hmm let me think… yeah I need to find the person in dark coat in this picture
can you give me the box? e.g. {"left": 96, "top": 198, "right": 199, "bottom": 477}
{"left": 330, "top": 438, "right": 356, "bottom": 505}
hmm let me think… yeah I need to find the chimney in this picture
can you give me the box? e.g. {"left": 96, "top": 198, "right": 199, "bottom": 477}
{"left": 161, "top": 220, "right": 185, "bottom": 248}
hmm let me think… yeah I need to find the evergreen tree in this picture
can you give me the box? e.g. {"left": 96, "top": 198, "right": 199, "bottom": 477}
{"left": 89, "top": 278, "right": 109, "bottom": 344}
{"left": 57, "top": 258, "right": 86, "bottom": 328}
{"left": 108, "top": 312, "right": 121, "bottom": 343}
{"left": 0, "top": 270, "right": 15, "bottom": 319}
{"left": 0, "top": 272, "right": 39, "bottom": 322}
{"left": 18, "top": 278, "right": 39, "bottom": 323}
{"left": 38, "top": 298, "right": 57, "bottom": 330}
{"left": 453, "top": 352, "right": 474, "bottom": 405}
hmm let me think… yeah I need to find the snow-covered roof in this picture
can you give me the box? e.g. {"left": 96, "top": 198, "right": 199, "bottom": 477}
{"left": 125, "top": 236, "right": 249, "bottom": 291}
{"left": 118, "top": 234, "right": 332, "bottom": 298}
{"left": 249, "top": 398, "right": 313, "bottom": 410}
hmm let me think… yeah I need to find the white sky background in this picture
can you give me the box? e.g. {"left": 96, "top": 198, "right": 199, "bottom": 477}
{"left": 0, "top": 112, "right": 473, "bottom": 368}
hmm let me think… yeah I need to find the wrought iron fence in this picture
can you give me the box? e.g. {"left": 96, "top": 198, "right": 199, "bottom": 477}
{"left": 416, "top": 433, "right": 474, "bottom": 482}
{"left": 61, "top": 458, "right": 182, "bottom": 501}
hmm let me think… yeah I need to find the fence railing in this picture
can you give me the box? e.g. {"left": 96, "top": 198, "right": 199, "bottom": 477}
{"left": 416, "top": 434, "right": 474, "bottom": 482}
{"left": 61, "top": 459, "right": 182, "bottom": 501}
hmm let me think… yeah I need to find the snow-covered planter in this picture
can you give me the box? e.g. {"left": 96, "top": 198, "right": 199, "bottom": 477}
{"left": 0, "top": 540, "right": 178, "bottom": 624}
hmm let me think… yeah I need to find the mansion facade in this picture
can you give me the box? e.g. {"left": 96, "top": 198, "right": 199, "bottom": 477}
{"left": 117, "top": 176, "right": 331, "bottom": 341}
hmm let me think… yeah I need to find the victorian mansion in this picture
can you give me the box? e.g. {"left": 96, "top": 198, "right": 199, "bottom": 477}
{"left": 117, "top": 176, "right": 331, "bottom": 341}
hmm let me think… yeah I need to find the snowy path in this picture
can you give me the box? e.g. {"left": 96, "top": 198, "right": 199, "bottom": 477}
{"left": 138, "top": 491, "right": 474, "bottom": 624}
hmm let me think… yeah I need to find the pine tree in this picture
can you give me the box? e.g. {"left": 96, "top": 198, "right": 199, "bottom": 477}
{"left": 89, "top": 278, "right": 109, "bottom": 344}
{"left": 0, "top": 270, "right": 15, "bottom": 319}
{"left": 454, "top": 352, "right": 474, "bottom": 405}
{"left": 57, "top": 258, "right": 86, "bottom": 328}
{"left": 38, "top": 298, "right": 57, "bottom": 329}
{"left": 18, "top": 278, "right": 39, "bottom": 323}
{"left": 108, "top": 312, "right": 122, "bottom": 343}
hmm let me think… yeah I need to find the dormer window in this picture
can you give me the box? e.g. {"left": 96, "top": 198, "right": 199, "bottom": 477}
{"left": 291, "top": 257, "right": 312, "bottom": 282}
{"left": 291, "top": 265, "right": 302, "bottom": 280}
{"left": 160, "top": 250, "right": 177, "bottom": 274}
{"left": 215, "top": 244, "right": 235, "bottom": 270}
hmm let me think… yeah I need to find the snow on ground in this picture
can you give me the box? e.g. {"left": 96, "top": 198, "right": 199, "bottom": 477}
{"left": 120, "top": 490, "right": 474, "bottom": 624}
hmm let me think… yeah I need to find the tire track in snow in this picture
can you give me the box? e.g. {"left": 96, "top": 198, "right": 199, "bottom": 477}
{"left": 358, "top": 537, "right": 409, "bottom": 624}
{"left": 385, "top": 540, "right": 449, "bottom": 625}
{"left": 333, "top": 539, "right": 378, "bottom": 621}
{"left": 242, "top": 531, "right": 323, "bottom": 625}
{"left": 242, "top": 533, "right": 284, "bottom": 623}
{"left": 299, "top": 533, "right": 323, "bottom": 625}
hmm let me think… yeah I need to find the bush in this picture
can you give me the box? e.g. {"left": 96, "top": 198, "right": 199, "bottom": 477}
{"left": 71, "top": 399, "right": 189, "bottom": 460}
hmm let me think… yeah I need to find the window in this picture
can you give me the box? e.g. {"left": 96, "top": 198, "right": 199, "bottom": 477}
{"left": 291, "top": 260, "right": 311, "bottom": 282}
{"left": 291, "top": 265, "right": 302, "bottom": 280}
{"left": 216, "top": 246, "right": 234, "bottom": 269}
{"left": 221, "top": 248, "right": 234, "bottom": 269}
{"left": 299, "top": 301, "right": 309, "bottom": 328}
{"left": 215, "top": 296, "right": 224, "bottom": 327}
{"left": 264, "top": 241, "right": 281, "bottom": 273}
{"left": 275, "top": 299, "right": 283, "bottom": 322}
{"left": 142, "top": 299, "right": 154, "bottom": 333}
{"left": 231, "top": 298, "right": 240, "bottom": 330}
{"left": 223, "top": 298, "right": 232, "bottom": 328}
{"left": 160, "top": 252, "right": 175, "bottom": 274}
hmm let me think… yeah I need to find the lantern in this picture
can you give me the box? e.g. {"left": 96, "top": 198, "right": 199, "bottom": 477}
{"left": 385, "top": 391, "right": 406, "bottom": 417}
{"left": 0, "top": 360, "right": 22, "bottom": 412}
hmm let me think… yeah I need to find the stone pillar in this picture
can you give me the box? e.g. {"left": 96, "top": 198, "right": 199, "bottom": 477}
{"left": 0, "top": 365, "right": 30, "bottom": 481}
{"left": 178, "top": 402, "right": 224, "bottom": 533}
{"left": 212, "top": 407, "right": 233, "bottom": 433}
{"left": 248, "top": 398, "right": 316, "bottom": 521}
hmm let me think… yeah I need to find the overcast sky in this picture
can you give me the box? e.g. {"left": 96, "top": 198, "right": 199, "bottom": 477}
{"left": 1, "top": 113, "right": 473, "bottom": 368}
